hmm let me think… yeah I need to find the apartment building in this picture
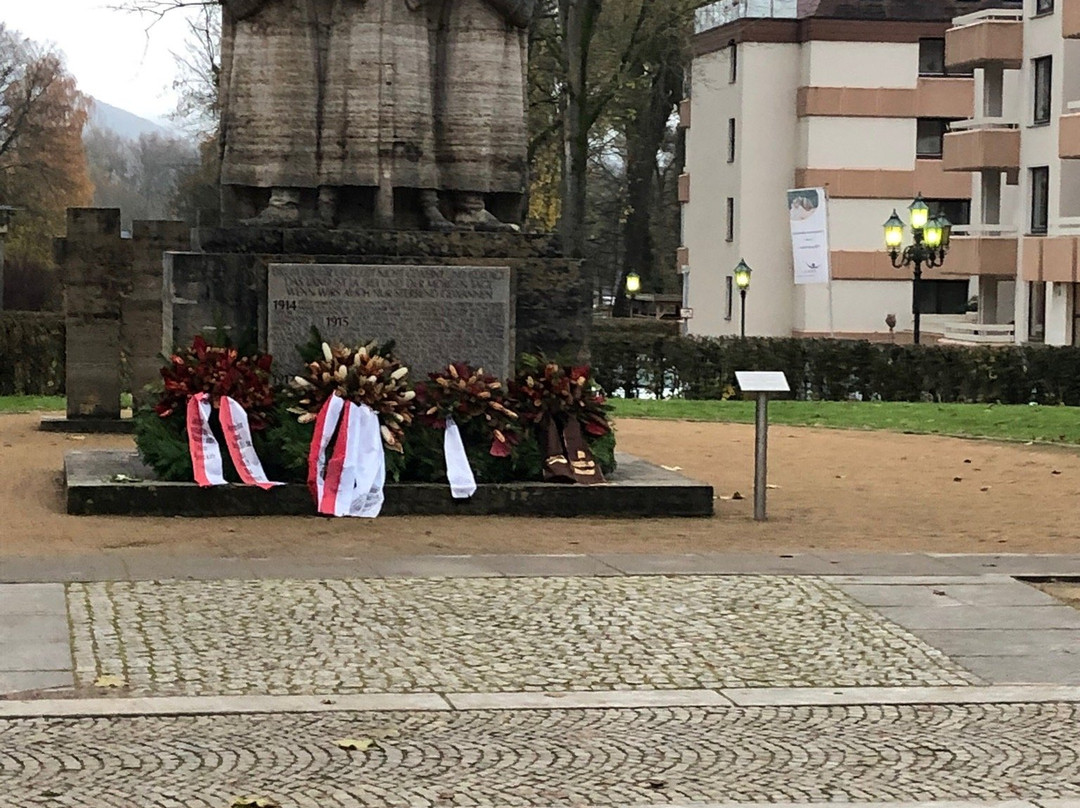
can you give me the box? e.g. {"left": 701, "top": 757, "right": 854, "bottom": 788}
{"left": 680, "top": 0, "right": 1012, "bottom": 341}
{"left": 943, "top": 0, "right": 1080, "bottom": 345}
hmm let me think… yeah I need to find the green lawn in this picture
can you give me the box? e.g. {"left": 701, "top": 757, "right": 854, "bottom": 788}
{"left": 0, "top": 395, "right": 65, "bottom": 414}
{"left": 610, "top": 398, "right": 1080, "bottom": 446}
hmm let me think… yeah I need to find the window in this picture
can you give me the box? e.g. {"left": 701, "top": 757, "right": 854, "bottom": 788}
{"left": 927, "top": 199, "right": 971, "bottom": 226}
{"left": 916, "top": 119, "right": 950, "bottom": 158}
{"left": 724, "top": 276, "right": 733, "bottom": 320}
{"left": 727, "top": 118, "right": 736, "bottom": 162}
{"left": 725, "top": 197, "right": 735, "bottom": 241}
{"left": 1030, "top": 166, "right": 1049, "bottom": 234}
{"left": 917, "top": 37, "right": 973, "bottom": 77}
{"left": 916, "top": 280, "right": 970, "bottom": 315}
{"left": 918, "top": 38, "right": 946, "bottom": 76}
{"left": 1036, "top": 0, "right": 1054, "bottom": 15}
{"left": 1033, "top": 56, "right": 1052, "bottom": 125}
{"left": 729, "top": 41, "right": 737, "bottom": 83}
{"left": 1029, "top": 282, "right": 1046, "bottom": 342}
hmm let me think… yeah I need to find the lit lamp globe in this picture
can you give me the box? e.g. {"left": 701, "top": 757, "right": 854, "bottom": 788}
{"left": 733, "top": 259, "right": 752, "bottom": 290}
{"left": 625, "top": 272, "right": 641, "bottom": 296}
{"left": 923, "top": 216, "right": 944, "bottom": 249}
{"left": 908, "top": 193, "right": 930, "bottom": 230}
{"left": 883, "top": 210, "right": 905, "bottom": 251}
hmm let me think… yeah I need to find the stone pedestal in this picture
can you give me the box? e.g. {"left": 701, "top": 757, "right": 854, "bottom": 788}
{"left": 55, "top": 209, "right": 131, "bottom": 420}
{"left": 166, "top": 228, "right": 590, "bottom": 369}
{"left": 126, "top": 222, "right": 191, "bottom": 408}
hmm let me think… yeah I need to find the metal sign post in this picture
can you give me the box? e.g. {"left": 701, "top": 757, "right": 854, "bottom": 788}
{"left": 734, "top": 371, "right": 790, "bottom": 521}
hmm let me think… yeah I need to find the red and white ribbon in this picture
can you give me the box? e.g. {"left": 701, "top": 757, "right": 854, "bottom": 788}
{"left": 187, "top": 393, "right": 226, "bottom": 487}
{"left": 188, "top": 392, "right": 281, "bottom": 489}
{"left": 218, "top": 396, "right": 282, "bottom": 489}
{"left": 443, "top": 416, "right": 476, "bottom": 499}
{"left": 308, "top": 396, "right": 385, "bottom": 518}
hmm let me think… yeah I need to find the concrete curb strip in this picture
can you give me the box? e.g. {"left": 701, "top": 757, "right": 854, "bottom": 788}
{"left": 4, "top": 685, "right": 1080, "bottom": 718}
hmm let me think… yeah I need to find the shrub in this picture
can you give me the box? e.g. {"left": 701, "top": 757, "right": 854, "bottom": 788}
{"left": 0, "top": 312, "right": 64, "bottom": 395}
{"left": 590, "top": 323, "right": 1080, "bottom": 405}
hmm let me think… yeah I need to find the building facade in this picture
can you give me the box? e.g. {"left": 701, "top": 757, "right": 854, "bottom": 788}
{"left": 943, "top": 0, "right": 1080, "bottom": 345}
{"left": 680, "top": 0, "right": 1019, "bottom": 342}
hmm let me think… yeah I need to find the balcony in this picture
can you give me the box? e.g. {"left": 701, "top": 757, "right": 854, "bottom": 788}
{"left": 942, "top": 226, "right": 1019, "bottom": 278}
{"left": 940, "top": 321, "right": 1016, "bottom": 345}
{"left": 694, "top": 0, "right": 795, "bottom": 33}
{"left": 1061, "top": 102, "right": 1080, "bottom": 159}
{"left": 942, "top": 119, "right": 1021, "bottom": 172}
{"left": 1065, "top": 0, "right": 1080, "bottom": 38}
{"left": 945, "top": 10, "right": 1023, "bottom": 71}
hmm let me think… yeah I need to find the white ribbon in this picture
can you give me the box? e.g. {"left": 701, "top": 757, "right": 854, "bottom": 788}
{"left": 219, "top": 396, "right": 282, "bottom": 489}
{"left": 443, "top": 416, "right": 477, "bottom": 499}
{"left": 187, "top": 392, "right": 226, "bottom": 487}
{"left": 309, "top": 394, "right": 345, "bottom": 512}
{"left": 308, "top": 397, "right": 385, "bottom": 518}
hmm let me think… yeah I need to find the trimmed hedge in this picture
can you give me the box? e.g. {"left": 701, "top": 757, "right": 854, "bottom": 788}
{"left": 591, "top": 322, "right": 1080, "bottom": 405}
{"left": 0, "top": 312, "right": 65, "bottom": 396}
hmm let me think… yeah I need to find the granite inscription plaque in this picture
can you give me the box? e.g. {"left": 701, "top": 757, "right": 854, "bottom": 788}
{"left": 267, "top": 264, "right": 512, "bottom": 381}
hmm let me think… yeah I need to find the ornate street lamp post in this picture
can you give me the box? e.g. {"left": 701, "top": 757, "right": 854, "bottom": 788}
{"left": 624, "top": 271, "right": 641, "bottom": 317}
{"left": 733, "top": 258, "right": 752, "bottom": 338}
{"left": 883, "top": 193, "right": 950, "bottom": 345}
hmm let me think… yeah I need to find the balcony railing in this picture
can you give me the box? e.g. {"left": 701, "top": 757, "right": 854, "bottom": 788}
{"left": 942, "top": 119, "right": 1021, "bottom": 172}
{"left": 1062, "top": 101, "right": 1080, "bottom": 159}
{"left": 694, "top": 0, "right": 796, "bottom": 34}
{"left": 946, "top": 9, "right": 1023, "bottom": 70}
{"left": 941, "top": 321, "right": 1016, "bottom": 345}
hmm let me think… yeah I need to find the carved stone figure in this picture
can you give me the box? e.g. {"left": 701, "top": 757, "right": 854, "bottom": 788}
{"left": 218, "top": 0, "right": 534, "bottom": 230}
{"left": 434, "top": 0, "right": 533, "bottom": 230}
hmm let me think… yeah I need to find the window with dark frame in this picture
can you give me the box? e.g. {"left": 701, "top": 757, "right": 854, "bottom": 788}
{"left": 724, "top": 276, "right": 733, "bottom": 320}
{"left": 1034, "top": 56, "right": 1052, "bottom": 125}
{"left": 917, "top": 37, "right": 973, "bottom": 77}
{"left": 918, "top": 38, "right": 946, "bottom": 76}
{"left": 1030, "top": 166, "right": 1049, "bottom": 234}
{"left": 727, "top": 118, "right": 736, "bottom": 162}
{"left": 927, "top": 199, "right": 972, "bottom": 226}
{"left": 1036, "top": 0, "right": 1054, "bottom": 15}
{"left": 916, "top": 119, "right": 950, "bottom": 158}
{"left": 916, "top": 280, "right": 970, "bottom": 315}
{"left": 1029, "top": 282, "right": 1046, "bottom": 343}
{"left": 729, "top": 41, "right": 737, "bottom": 83}
{"left": 725, "top": 197, "right": 734, "bottom": 241}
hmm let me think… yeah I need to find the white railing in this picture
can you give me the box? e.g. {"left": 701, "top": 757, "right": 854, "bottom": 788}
{"left": 942, "top": 321, "right": 1016, "bottom": 344}
{"left": 949, "top": 117, "right": 1020, "bottom": 131}
{"left": 951, "top": 224, "right": 1019, "bottom": 237}
{"left": 950, "top": 8, "right": 1023, "bottom": 28}
{"left": 1058, "top": 216, "right": 1080, "bottom": 231}
{"left": 1067, "top": 101, "right": 1080, "bottom": 111}
{"left": 694, "top": 0, "right": 796, "bottom": 34}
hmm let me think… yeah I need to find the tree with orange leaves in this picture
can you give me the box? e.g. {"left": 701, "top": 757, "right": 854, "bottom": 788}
{"left": 0, "top": 24, "right": 93, "bottom": 307}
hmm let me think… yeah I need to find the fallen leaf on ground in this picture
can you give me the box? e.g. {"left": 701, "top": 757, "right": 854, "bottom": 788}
{"left": 93, "top": 674, "right": 125, "bottom": 688}
{"left": 766, "top": 484, "right": 780, "bottom": 490}
{"left": 67, "top": 435, "right": 86, "bottom": 441}
{"left": 335, "top": 738, "right": 374, "bottom": 751}
{"left": 660, "top": 465, "right": 683, "bottom": 472}
{"left": 111, "top": 474, "right": 141, "bottom": 483}
{"left": 731, "top": 491, "right": 744, "bottom": 500}
{"left": 231, "top": 798, "right": 280, "bottom": 808}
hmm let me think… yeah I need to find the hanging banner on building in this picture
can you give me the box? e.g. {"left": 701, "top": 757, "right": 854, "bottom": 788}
{"left": 786, "top": 187, "right": 831, "bottom": 285}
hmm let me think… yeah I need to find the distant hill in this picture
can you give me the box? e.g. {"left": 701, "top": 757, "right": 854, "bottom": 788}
{"left": 87, "top": 99, "right": 177, "bottom": 141}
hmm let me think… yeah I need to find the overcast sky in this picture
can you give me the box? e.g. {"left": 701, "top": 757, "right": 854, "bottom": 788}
{"left": 3, "top": 1, "right": 201, "bottom": 123}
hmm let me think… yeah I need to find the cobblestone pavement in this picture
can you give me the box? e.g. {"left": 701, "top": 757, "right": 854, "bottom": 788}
{"left": 67, "top": 576, "right": 977, "bottom": 696}
{"left": 1, "top": 704, "right": 1078, "bottom": 807}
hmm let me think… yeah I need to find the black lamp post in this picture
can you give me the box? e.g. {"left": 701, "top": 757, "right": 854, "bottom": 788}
{"left": 883, "top": 193, "right": 950, "bottom": 345}
{"left": 624, "top": 271, "right": 641, "bottom": 317}
{"left": 733, "top": 258, "right": 752, "bottom": 338}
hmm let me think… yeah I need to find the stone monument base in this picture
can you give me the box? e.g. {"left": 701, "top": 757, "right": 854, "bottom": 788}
{"left": 165, "top": 228, "right": 589, "bottom": 366}
{"left": 64, "top": 450, "right": 715, "bottom": 518}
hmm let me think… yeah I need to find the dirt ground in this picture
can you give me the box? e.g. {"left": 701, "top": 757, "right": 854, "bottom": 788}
{"left": 1, "top": 412, "right": 1079, "bottom": 559}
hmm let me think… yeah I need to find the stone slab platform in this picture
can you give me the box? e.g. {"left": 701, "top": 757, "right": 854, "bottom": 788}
{"left": 39, "top": 416, "right": 135, "bottom": 434}
{"left": 64, "top": 450, "right": 714, "bottom": 517}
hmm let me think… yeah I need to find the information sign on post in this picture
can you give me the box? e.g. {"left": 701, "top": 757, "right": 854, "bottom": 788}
{"left": 734, "top": 371, "right": 790, "bottom": 521}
